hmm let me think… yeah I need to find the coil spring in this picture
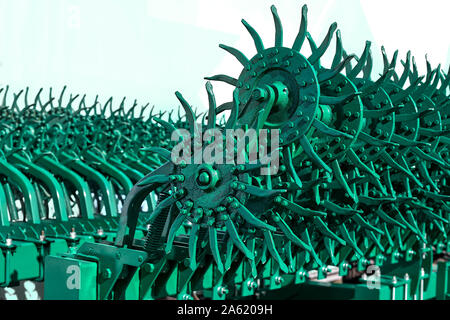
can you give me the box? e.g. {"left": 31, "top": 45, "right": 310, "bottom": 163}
{"left": 144, "top": 191, "right": 171, "bottom": 260}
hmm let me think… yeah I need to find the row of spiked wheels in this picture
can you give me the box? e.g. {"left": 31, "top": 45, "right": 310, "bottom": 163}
{"left": 0, "top": 82, "right": 177, "bottom": 286}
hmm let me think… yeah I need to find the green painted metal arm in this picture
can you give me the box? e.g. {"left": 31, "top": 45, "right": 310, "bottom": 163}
{"left": 115, "top": 162, "right": 173, "bottom": 248}
{"left": 9, "top": 154, "right": 69, "bottom": 221}
{"left": 0, "top": 184, "right": 10, "bottom": 226}
{"left": 3, "top": 183, "right": 19, "bottom": 221}
{"left": 84, "top": 150, "right": 133, "bottom": 194}
{"left": 61, "top": 152, "right": 118, "bottom": 217}
{"left": 60, "top": 152, "right": 118, "bottom": 218}
{"left": 0, "top": 159, "right": 41, "bottom": 224}
{"left": 108, "top": 157, "right": 157, "bottom": 214}
{"left": 109, "top": 157, "right": 144, "bottom": 182}
{"left": 122, "top": 154, "right": 155, "bottom": 176}
{"left": 35, "top": 155, "right": 95, "bottom": 219}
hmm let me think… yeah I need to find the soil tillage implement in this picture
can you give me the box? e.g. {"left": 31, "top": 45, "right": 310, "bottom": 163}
{"left": 43, "top": 4, "right": 450, "bottom": 300}
{"left": 0, "top": 85, "right": 181, "bottom": 288}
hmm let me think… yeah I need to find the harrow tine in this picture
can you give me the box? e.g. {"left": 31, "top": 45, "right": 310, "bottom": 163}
{"left": 283, "top": 146, "right": 302, "bottom": 188}
{"left": 308, "top": 22, "right": 337, "bottom": 66}
{"left": 313, "top": 217, "right": 346, "bottom": 245}
{"left": 348, "top": 41, "right": 372, "bottom": 79}
{"left": 331, "top": 30, "right": 343, "bottom": 68}
{"left": 321, "top": 200, "right": 362, "bottom": 216}
{"left": 165, "top": 210, "right": 188, "bottom": 254}
{"left": 375, "top": 208, "right": 407, "bottom": 229}
{"left": 362, "top": 48, "right": 374, "bottom": 80}
{"left": 338, "top": 223, "right": 364, "bottom": 256}
{"left": 331, "top": 159, "right": 356, "bottom": 202}
{"left": 299, "top": 135, "right": 332, "bottom": 173}
{"left": 263, "top": 230, "right": 289, "bottom": 273}
{"left": 318, "top": 54, "right": 356, "bottom": 83}
{"left": 324, "top": 237, "right": 338, "bottom": 265}
{"left": 209, "top": 227, "right": 225, "bottom": 274}
{"left": 175, "top": 91, "right": 198, "bottom": 137}
{"left": 306, "top": 32, "right": 320, "bottom": 69}
{"left": 241, "top": 19, "right": 265, "bottom": 53}
{"left": 292, "top": 5, "right": 308, "bottom": 51}
{"left": 1, "top": 85, "right": 8, "bottom": 108}
{"left": 271, "top": 5, "right": 283, "bottom": 47}
{"left": 273, "top": 213, "right": 311, "bottom": 252}
{"left": 224, "top": 238, "right": 233, "bottom": 271}
{"left": 145, "top": 194, "right": 177, "bottom": 225}
{"left": 398, "top": 51, "right": 412, "bottom": 88}
{"left": 234, "top": 198, "right": 277, "bottom": 231}
{"left": 225, "top": 89, "right": 239, "bottom": 130}
{"left": 219, "top": 44, "right": 249, "bottom": 67}
{"left": 205, "top": 82, "right": 217, "bottom": 130}
{"left": 204, "top": 74, "right": 238, "bottom": 87}
{"left": 225, "top": 218, "right": 254, "bottom": 260}
{"left": 189, "top": 224, "right": 200, "bottom": 270}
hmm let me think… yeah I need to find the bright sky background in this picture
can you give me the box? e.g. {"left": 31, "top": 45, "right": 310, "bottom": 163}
{"left": 0, "top": 0, "right": 448, "bottom": 115}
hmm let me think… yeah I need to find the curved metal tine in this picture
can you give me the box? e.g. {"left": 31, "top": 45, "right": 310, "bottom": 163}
{"left": 390, "top": 50, "right": 399, "bottom": 69}
{"left": 12, "top": 90, "right": 24, "bottom": 113}
{"left": 292, "top": 5, "right": 308, "bottom": 51}
{"left": 24, "top": 86, "right": 29, "bottom": 108}
{"left": 241, "top": 19, "right": 265, "bottom": 53}
{"left": 271, "top": 5, "right": 283, "bottom": 47}
{"left": 308, "top": 22, "right": 337, "bottom": 66}
{"left": 360, "top": 68, "right": 396, "bottom": 93}
{"left": 437, "top": 66, "right": 450, "bottom": 94}
{"left": 415, "top": 59, "right": 438, "bottom": 97}
{"left": 342, "top": 50, "right": 354, "bottom": 76}
{"left": 362, "top": 49, "right": 372, "bottom": 79}
{"left": 225, "top": 89, "right": 239, "bottom": 130}
{"left": 125, "top": 99, "right": 138, "bottom": 118}
{"left": 331, "top": 29, "right": 343, "bottom": 68}
{"left": 66, "top": 94, "right": 80, "bottom": 110}
{"left": 205, "top": 81, "right": 216, "bottom": 130}
{"left": 299, "top": 135, "right": 332, "bottom": 173}
{"left": 219, "top": 44, "right": 250, "bottom": 67}
{"left": 306, "top": 32, "right": 320, "bottom": 69}
{"left": 209, "top": 227, "right": 225, "bottom": 273}
{"left": 398, "top": 51, "right": 412, "bottom": 88}
{"left": 425, "top": 64, "right": 442, "bottom": 97}
{"left": 102, "top": 97, "right": 113, "bottom": 117}
{"left": 175, "top": 91, "right": 198, "bottom": 137}
{"left": 381, "top": 46, "right": 390, "bottom": 74}
{"left": 409, "top": 56, "right": 419, "bottom": 83}
{"left": 348, "top": 41, "right": 371, "bottom": 79}
{"left": 318, "top": 54, "right": 356, "bottom": 83}
{"left": 34, "top": 88, "right": 44, "bottom": 110}
{"left": 58, "top": 85, "right": 67, "bottom": 108}
{"left": 204, "top": 74, "right": 238, "bottom": 87}
{"left": 2, "top": 85, "right": 9, "bottom": 108}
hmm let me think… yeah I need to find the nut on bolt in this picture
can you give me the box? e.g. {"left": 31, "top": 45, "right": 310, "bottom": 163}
{"left": 274, "top": 276, "right": 284, "bottom": 285}
{"left": 143, "top": 263, "right": 155, "bottom": 273}
{"left": 297, "top": 270, "right": 307, "bottom": 278}
{"left": 252, "top": 88, "right": 267, "bottom": 101}
{"left": 247, "top": 280, "right": 258, "bottom": 290}
{"left": 102, "top": 268, "right": 112, "bottom": 279}
{"left": 342, "top": 263, "right": 351, "bottom": 270}
{"left": 217, "top": 286, "right": 229, "bottom": 296}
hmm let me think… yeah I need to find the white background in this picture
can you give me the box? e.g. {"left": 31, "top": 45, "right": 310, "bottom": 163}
{"left": 0, "top": 0, "right": 448, "bottom": 114}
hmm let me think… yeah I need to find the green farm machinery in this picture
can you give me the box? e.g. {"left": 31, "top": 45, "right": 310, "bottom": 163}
{"left": 0, "top": 4, "right": 449, "bottom": 300}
